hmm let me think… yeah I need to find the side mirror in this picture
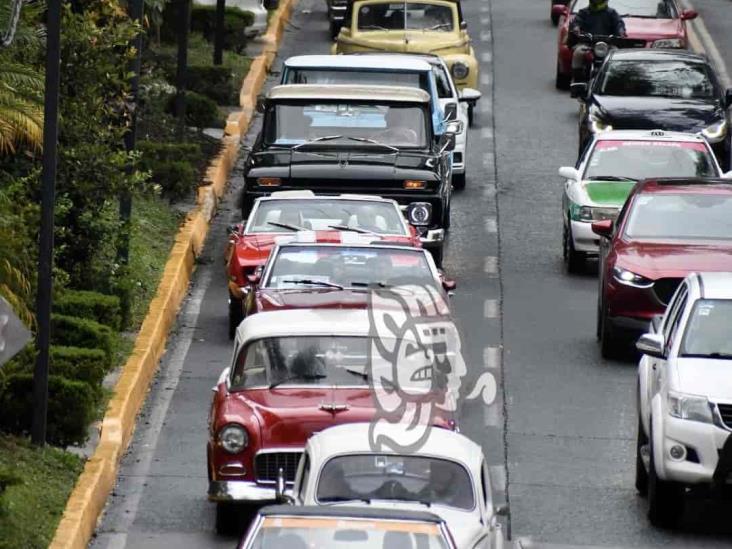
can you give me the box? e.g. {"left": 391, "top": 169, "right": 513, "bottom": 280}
{"left": 680, "top": 8, "right": 697, "bottom": 20}
{"left": 495, "top": 503, "right": 509, "bottom": 516}
{"left": 459, "top": 88, "right": 482, "bottom": 102}
{"left": 445, "top": 120, "right": 463, "bottom": 134}
{"left": 275, "top": 468, "right": 295, "bottom": 504}
{"left": 255, "top": 94, "right": 267, "bottom": 113}
{"left": 636, "top": 333, "right": 666, "bottom": 359}
{"left": 725, "top": 88, "right": 732, "bottom": 108}
{"left": 591, "top": 219, "right": 613, "bottom": 238}
{"left": 558, "top": 166, "right": 580, "bottom": 180}
{"left": 442, "top": 278, "right": 457, "bottom": 292}
{"left": 570, "top": 82, "right": 588, "bottom": 99}
{"left": 439, "top": 132, "right": 456, "bottom": 152}
{"left": 460, "top": 20, "right": 467, "bottom": 30}
{"left": 551, "top": 4, "right": 568, "bottom": 18}
{"left": 443, "top": 102, "right": 458, "bottom": 122}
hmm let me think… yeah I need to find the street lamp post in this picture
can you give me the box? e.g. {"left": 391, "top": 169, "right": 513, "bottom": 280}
{"left": 175, "top": 0, "right": 190, "bottom": 135}
{"left": 213, "top": 0, "right": 225, "bottom": 65}
{"left": 32, "top": 0, "right": 63, "bottom": 446}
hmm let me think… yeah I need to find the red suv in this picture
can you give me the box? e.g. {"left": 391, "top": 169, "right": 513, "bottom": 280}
{"left": 593, "top": 178, "right": 732, "bottom": 358}
{"left": 553, "top": 0, "right": 697, "bottom": 89}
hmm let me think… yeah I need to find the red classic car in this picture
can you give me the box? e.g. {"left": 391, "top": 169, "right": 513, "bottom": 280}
{"left": 225, "top": 191, "right": 441, "bottom": 338}
{"left": 593, "top": 177, "right": 732, "bottom": 358}
{"left": 553, "top": 0, "right": 697, "bottom": 89}
{"left": 243, "top": 242, "right": 456, "bottom": 317}
{"left": 208, "top": 308, "right": 460, "bottom": 534}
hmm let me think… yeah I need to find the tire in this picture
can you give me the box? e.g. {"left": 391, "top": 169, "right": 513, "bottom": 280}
{"left": 329, "top": 21, "right": 339, "bottom": 40}
{"left": 648, "top": 428, "right": 685, "bottom": 528}
{"left": 467, "top": 105, "right": 475, "bottom": 127}
{"left": 228, "top": 294, "right": 243, "bottom": 340}
{"left": 442, "top": 201, "right": 451, "bottom": 230}
{"left": 599, "top": 300, "right": 623, "bottom": 360}
{"left": 215, "top": 502, "right": 239, "bottom": 536}
{"left": 563, "top": 223, "right": 585, "bottom": 274}
{"left": 635, "top": 415, "right": 649, "bottom": 496}
{"left": 555, "top": 63, "right": 570, "bottom": 90}
{"left": 431, "top": 246, "right": 444, "bottom": 268}
{"left": 551, "top": 13, "right": 560, "bottom": 26}
{"left": 452, "top": 172, "right": 466, "bottom": 190}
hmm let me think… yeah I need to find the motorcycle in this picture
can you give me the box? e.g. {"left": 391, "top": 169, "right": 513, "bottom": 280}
{"left": 569, "top": 33, "right": 634, "bottom": 98}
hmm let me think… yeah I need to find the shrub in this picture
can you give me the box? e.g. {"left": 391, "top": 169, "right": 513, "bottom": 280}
{"left": 50, "top": 314, "right": 114, "bottom": 366}
{"left": 138, "top": 140, "right": 203, "bottom": 201}
{"left": 54, "top": 290, "right": 122, "bottom": 330}
{"left": 50, "top": 346, "right": 108, "bottom": 394}
{"left": 138, "top": 141, "right": 203, "bottom": 165}
{"left": 0, "top": 374, "right": 96, "bottom": 447}
{"left": 161, "top": 5, "right": 254, "bottom": 52}
{"left": 186, "top": 65, "right": 235, "bottom": 105}
{"left": 167, "top": 91, "right": 221, "bottom": 130}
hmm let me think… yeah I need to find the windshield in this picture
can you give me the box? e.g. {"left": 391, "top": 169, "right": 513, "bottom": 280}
{"left": 284, "top": 68, "right": 425, "bottom": 90}
{"left": 356, "top": 2, "right": 455, "bottom": 31}
{"left": 599, "top": 60, "right": 716, "bottom": 99}
{"left": 572, "top": 0, "right": 678, "bottom": 18}
{"left": 585, "top": 140, "right": 717, "bottom": 180}
{"left": 264, "top": 247, "right": 436, "bottom": 289}
{"left": 625, "top": 193, "right": 732, "bottom": 240}
{"left": 316, "top": 454, "right": 474, "bottom": 510}
{"left": 248, "top": 199, "right": 407, "bottom": 235}
{"left": 432, "top": 65, "right": 453, "bottom": 98}
{"left": 249, "top": 516, "right": 448, "bottom": 549}
{"left": 680, "top": 299, "right": 732, "bottom": 359}
{"left": 267, "top": 104, "right": 427, "bottom": 147}
{"left": 230, "top": 336, "right": 378, "bottom": 389}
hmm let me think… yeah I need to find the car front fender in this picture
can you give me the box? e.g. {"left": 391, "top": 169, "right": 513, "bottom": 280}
{"left": 441, "top": 53, "right": 479, "bottom": 90}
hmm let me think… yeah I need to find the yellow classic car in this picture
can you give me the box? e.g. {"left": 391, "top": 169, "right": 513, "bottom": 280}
{"left": 332, "top": 0, "right": 479, "bottom": 91}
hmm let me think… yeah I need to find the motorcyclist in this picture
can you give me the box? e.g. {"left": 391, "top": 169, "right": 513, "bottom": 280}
{"left": 569, "top": 0, "right": 627, "bottom": 88}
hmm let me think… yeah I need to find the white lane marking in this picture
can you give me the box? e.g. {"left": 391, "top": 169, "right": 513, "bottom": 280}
{"left": 484, "top": 298, "right": 499, "bottom": 318}
{"left": 682, "top": 0, "right": 731, "bottom": 87}
{"left": 480, "top": 73, "right": 492, "bottom": 87}
{"left": 484, "top": 256, "right": 498, "bottom": 276}
{"left": 479, "top": 30, "right": 491, "bottom": 42}
{"left": 483, "top": 346, "right": 501, "bottom": 369}
{"left": 481, "top": 127, "right": 494, "bottom": 139}
{"left": 98, "top": 269, "right": 214, "bottom": 549}
{"left": 482, "top": 153, "right": 495, "bottom": 169}
{"left": 480, "top": 16, "right": 490, "bottom": 26}
{"left": 480, "top": 51, "right": 492, "bottom": 63}
{"left": 480, "top": 4, "right": 489, "bottom": 13}
{"left": 489, "top": 464, "right": 507, "bottom": 493}
{"left": 484, "top": 217, "right": 497, "bottom": 233}
{"left": 477, "top": 100, "right": 492, "bottom": 114}
{"left": 483, "top": 401, "right": 501, "bottom": 427}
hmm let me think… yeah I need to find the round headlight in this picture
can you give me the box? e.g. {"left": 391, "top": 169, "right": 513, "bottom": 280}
{"left": 218, "top": 424, "right": 248, "bottom": 454}
{"left": 407, "top": 202, "right": 432, "bottom": 226}
{"left": 451, "top": 62, "right": 469, "bottom": 80}
{"left": 593, "top": 41, "right": 609, "bottom": 59}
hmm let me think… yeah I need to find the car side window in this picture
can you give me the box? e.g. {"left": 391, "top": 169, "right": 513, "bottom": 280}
{"left": 298, "top": 453, "right": 310, "bottom": 501}
{"left": 231, "top": 341, "right": 268, "bottom": 388}
{"left": 666, "top": 295, "right": 688, "bottom": 353}
{"left": 662, "top": 283, "right": 688, "bottom": 341}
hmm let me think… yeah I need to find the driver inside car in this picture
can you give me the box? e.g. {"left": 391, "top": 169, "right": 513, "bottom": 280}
{"left": 569, "top": 0, "right": 626, "bottom": 89}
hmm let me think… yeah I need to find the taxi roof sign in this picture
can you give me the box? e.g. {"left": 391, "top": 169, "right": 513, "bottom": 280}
{"left": 0, "top": 296, "right": 32, "bottom": 368}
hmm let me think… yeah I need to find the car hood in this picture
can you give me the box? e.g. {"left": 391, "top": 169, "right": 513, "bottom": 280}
{"left": 341, "top": 32, "right": 468, "bottom": 54}
{"left": 592, "top": 96, "right": 723, "bottom": 132}
{"left": 674, "top": 358, "right": 732, "bottom": 401}
{"left": 616, "top": 240, "right": 732, "bottom": 278}
{"left": 257, "top": 288, "right": 371, "bottom": 312}
{"left": 623, "top": 17, "right": 683, "bottom": 40}
{"left": 582, "top": 180, "right": 635, "bottom": 207}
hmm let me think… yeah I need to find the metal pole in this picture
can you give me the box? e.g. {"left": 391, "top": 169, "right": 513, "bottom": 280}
{"left": 175, "top": 0, "right": 190, "bottom": 135}
{"left": 118, "top": 0, "right": 144, "bottom": 265}
{"left": 32, "top": 0, "right": 62, "bottom": 447}
{"left": 213, "top": 0, "right": 225, "bottom": 65}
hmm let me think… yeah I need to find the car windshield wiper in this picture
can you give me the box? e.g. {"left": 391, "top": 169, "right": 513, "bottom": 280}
{"left": 328, "top": 224, "right": 379, "bottom": 235}
{"left": 681, "top": 352, "right": 732, "bottom": 360}
{"left": 292, "top": 135, "right": 344, "bottom": 150}
{"left": 343, "top": 136, "right": 399, "bottom": 152}
{"left": 322, "top": 497, "right": 373, "bottom": 504}
{"left": 281, "top": 278, "right": 344, "bottom": 289}
{"left": 343, "top": 367, "right": 369, "bottom": 380}
{"left": 350, "top": 281, "right": 391, "bottom": 288}
{"left": 268, "top": 221, "right": 308, "bottom": 231}
{"left": 424, "top": 23, "right": 451, "bottom": 31}
{"left": 269, "top": 373, "right": 327, "bottom": 389}
{"left": 585, "top": 176, "right": 637, "bottom": 182}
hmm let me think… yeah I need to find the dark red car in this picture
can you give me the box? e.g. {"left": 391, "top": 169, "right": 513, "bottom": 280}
{"left": 225, "top": 192, "right": 430, "bottom": 338}
{"left": 243, "top": 242, "right": 456, "bottom": 317}
{"left": 553, "top": 0, "right": 697, "bottom": 89}
{"left": 208, "top": 307, "right": 460, "bottom": 534}
{"left": 593, "top": 177, "right": 732, "bottom": 358}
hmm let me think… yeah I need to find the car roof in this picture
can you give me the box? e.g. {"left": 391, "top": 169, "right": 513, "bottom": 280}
{"left": 607, "top": 48, "right": 709, "bottom": 63}
{"left": 284, "top": 55, "right": 432, "bottom": 72}
{"left": 347, "top": 52, "right": 444, "bottom": 67}
{"left": 593, "top": 130, "right": 709, "bottom": 144}
{"left": 267, "top": 84, "right": 430, "bottom": 103}
{"left": 305, "top": 423, "right": 483, "bottom": 472}
{"left": 636, "top": 178, "right": 732, "bottom": 194}
{"left": 257, "top": 504, "right": 446, "bottom": 524}
{"left": 693, "top": 272, "right": 732, "bottom": 300}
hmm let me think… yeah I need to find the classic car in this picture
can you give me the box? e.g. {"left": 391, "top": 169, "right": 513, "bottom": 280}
{"left": 193, "top": 0, "right": 269, "bottom": 37}
{"left": 238, "top": 505, "right": 458, "bottom": 548}
{"left": 240, "top": 84, "right": 457, "bottom": 251}
{"left": 559, "top": 130, "right": 731, "bottom": 273}
{"left": 553, "top": 0, "right": 698, "bottom": 89}
{"left": 208, "top": 309, "right": 459, "bottom": 534}
{"left": 332, "top": 0, "right": 479, "bottom": 93}
{"left": 326, "top": 0, "right": 350, "bottom": 38}
{"left": 593, "top": 177, "right": 732, "bottom": 358}
{"left": 550, "top": 0, "right": 568, "bottom": 26}
{"left": 575, "top": 49, "right": 732, "bottom": 169}
{"left": 283, "top": 423, "right": 506, "bottom": 549}
{"left": 243, "top": 242, "right": 456, "bottom": 317}
{"left": 225, "top": 191, "right": 438, "bottom": 337}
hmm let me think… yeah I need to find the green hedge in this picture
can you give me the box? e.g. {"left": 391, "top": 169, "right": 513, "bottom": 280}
{"left": 0, "top": 374, "right": 96, "bottom": 447}
{"left": 161, "top": 5, "right": 254, "bottom": 52}
{"left": 50, "top": 346, "right": 107, "bottom": 395}
{"left": 50, "top": 314, "right": 114, "bottom": 366}
{"left": 186, "top": 65, "right": 235, "bottom": 105}
{"left": 166, "top": 90, "right": 221, "bottom": 130}
{"left": 54, "top": 290, "right": 122, "bottom": 330}
{"left": 138, "top": 140, "right": 203, "bottom": 201}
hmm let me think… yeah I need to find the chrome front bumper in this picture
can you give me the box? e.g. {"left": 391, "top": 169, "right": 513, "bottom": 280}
{"left": 208, "top": 480, "right": 292, "bottom": 503}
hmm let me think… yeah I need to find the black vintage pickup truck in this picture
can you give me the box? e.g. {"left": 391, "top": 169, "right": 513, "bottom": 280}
{"left": 240, "top": 84, "right": 459, "bottom": 264}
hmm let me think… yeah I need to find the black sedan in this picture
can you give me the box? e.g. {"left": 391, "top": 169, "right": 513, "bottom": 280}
{"left": 576, "top": 49, "right": 732, "bottom": 169}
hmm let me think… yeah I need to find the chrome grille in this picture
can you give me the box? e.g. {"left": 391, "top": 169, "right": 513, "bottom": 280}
{"left": 254, "top": 452, "right": 301, "bottom": 484}
{"left": 652, "top": 277, "right": 682, "bottom": 305}
{"left": 717, "top": 403, "right": 732, "bottom": 430}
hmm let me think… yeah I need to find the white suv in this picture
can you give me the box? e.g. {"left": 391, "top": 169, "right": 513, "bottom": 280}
{"left": 636, "top": 272, "right": 732, "bottom": 528}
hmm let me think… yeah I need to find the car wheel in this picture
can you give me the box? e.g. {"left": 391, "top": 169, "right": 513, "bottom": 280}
{"left": 452, "top": 172, "right": 466, "bottom": 190}
{"left": 599, "top": 300, "right": 623, "bottom": 360}
{"left": 215, "top": 503, "right": 240, "bottom": 536}
{"left": 635, "top": 415, "right": 649, "bottom": 496}
{"left": 431, "top": 246, "right": 444, "bottom": 268}
{"left": 467, "top": 105, "right": 475, "bottom": 127}
{"left": 229, "top": 294, "right": 243, "bottom": 340}
{"left": 648, "top": 427, "right": 685, "bottom": 528}
{"left": 563, "top": 223, "right": 585, "bottom": 274}
{"left": 555, "top": 62, "right": 570, "bottom": 90}
{"left": 551, "top": 12, "right": 560, "bottom": 26}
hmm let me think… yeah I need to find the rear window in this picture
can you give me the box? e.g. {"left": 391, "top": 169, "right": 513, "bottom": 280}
{"left": 572, "top": 0, "right": 678, "bottom": 18}
{"left": 284, "top": 68, "right": 426, "bottom": 91}
{"left": 599, "top": 60, "right": 716, "bottom": 99}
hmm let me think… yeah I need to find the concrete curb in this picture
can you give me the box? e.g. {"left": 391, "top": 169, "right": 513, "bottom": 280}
{"left": 49, "top": 2, "right": 296, "bottom": 547}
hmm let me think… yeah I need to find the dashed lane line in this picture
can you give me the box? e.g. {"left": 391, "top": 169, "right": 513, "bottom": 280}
{"left": 485, "top": 217, "right": 498, "bottom": 233}
{"left": 484, "top": 256, "right": 499, "bottom": 276}
{"left": 484, "top": 298, "right": 500, "bottom": 319}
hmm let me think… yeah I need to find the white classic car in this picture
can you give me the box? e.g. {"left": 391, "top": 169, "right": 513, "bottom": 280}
{"left": 636, "top": 272, "right": 732, "bottom": 527}
{"left": 194, "top": 0, "right": 268, "bottom": 36}
{"left": 280, "top": 423, "right": 506, "bottom": 549}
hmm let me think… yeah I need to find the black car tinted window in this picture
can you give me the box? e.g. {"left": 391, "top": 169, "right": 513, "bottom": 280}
{"left": 599, "top": 60, "right": 716, "bottom": 99}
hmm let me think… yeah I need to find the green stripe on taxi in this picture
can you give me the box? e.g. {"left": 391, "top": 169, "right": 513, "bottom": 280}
{"left": 584, "top": 181, "right": 635, "bottom": 206}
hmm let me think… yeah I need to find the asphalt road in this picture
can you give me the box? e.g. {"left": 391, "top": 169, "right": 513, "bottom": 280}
{"left": 92, "top": 1, "right": 732, "bottom": 547}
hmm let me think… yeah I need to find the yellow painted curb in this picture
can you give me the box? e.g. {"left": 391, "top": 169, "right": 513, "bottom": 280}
{"left": 49, "top": 2, "right": 296, "bottom": 547}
